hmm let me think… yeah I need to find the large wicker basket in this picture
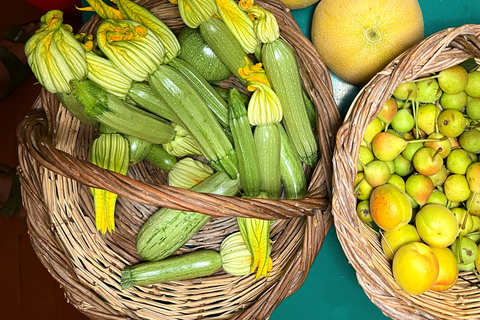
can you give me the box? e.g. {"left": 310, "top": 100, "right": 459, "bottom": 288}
{"left": 332, "top": 24, "right": 480, "bottom": 319}
{"left": 16, "top": 0, "right": 341, "bottom": 319}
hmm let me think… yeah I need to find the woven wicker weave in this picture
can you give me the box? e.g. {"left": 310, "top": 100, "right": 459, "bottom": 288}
{"left": 16, "top": 1, "right": 341, "bottom": 319}
{"left": 332, "top": 24, "right": 480, "bottom": 320}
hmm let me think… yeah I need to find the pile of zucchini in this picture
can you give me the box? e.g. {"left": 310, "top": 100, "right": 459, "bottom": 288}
{"left": 24, "top": 0, "right": 319, "bottom": 288}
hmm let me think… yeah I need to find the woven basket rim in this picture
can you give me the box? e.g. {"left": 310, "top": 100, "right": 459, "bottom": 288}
{"left": 333, "top": 24, "right": 480, "bottom": 320}
{"left": 17, "top": 1, "right": 342, "bottom": 319}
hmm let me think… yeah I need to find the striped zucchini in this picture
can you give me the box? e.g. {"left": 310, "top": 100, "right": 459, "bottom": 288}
{"left": 199, "top": 17, "right": 252, "bottom": 85}
{"left": 168, "top": 57, "right": 229, "bottom": 129}
{"left": 148, "top": 64, "right": 238, "bottom": 179}
{"left": 71, "top": 79, "right": 175, "bottom": 145}
{"left": 254, "top": 124, "right": 281, "bottom": 199}
{"left": 136, "top": 171, "right": 240, "bottom": 261}
{"left": 228, "top": 88, "right": 260, "bottom": 197}
{"left": 276, "top": 122, "right": 307, "bottom": 199}
{"left": 262, "top": 39, "right": 318, "bottom": 167}
{"left": 121, "top": 250, "right": 222, "bottom": 289}
{"left": 127, "top": 82, "right": 179, "bottom": 123}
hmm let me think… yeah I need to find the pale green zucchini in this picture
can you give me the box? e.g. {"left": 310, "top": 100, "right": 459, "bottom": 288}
{"left": 136, "top": 172, "right": 240, "bottom": 261}
{"left": 121, "top": 250, "right": 222, "bottom": 289}
{"left": 148, "top": 64, "right": 238, "bottom": 179}
{"left": 262, "top": 39, "right": 318, "bottom": 167}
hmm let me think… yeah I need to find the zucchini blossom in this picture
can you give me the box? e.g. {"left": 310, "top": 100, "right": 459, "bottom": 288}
{"left": 85, "top": 52, "right": 133, "bottom": 99}
{"left": 167, "top": 157, "right": 214, "bottom": 189}
{"left": 177, "top": 0, "right": 217, "bottom": 28}
{"left": 247, "top": 81, "right": 282, "bottom": 126}
{"left": 96, "top": 19, "right": 165, "bottom": 82}
{"left": 81, "top": 0, "right": 180, "bottom": 63}
{"left": 240, "top": 2, "right": 279, "bottom": 44}
{"left": 24, "top": 10, "right": 87, "bottom": 94}
{"left": 215, "top": 0, "right": 259, "bottom": 54}
{"left": 114, "top": 0, "right": 181, "bottom": 63}
{"left": 162, "top": 123, "right": 203, "bottom": 157}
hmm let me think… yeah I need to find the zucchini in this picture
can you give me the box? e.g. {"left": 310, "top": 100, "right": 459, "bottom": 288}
{"left": 213, "top": 86, "right": 250, "bottom": 105}
{"left": 168, "top": 57, "right": 229, "bottom": 129}
{"left": 199, "top": 17, "right": 252, "bottom": 85}
{"left": 127, "top": 82, "right": 179, "bottom": 123}
{"left": 262, "top": 39, "right": 318, "bottom": 167}
{"left": 126, "top": 135, "right": 153, "bottom": 165}
{"left": 148, "top": 64, "right": 238, "bottom": 179}
{"left": 254, "top": 124, "right": 281, "bottom": 199}
{"left": 121, "top": 250, "right": 222, "bottom": 289}
{"left": 144, "top": 144, "right": 177, "bottom": 171}
{"left": 71, "top": 79, "right": 175, "bottom": 145}
{"left": 136, "top": 171, "right": 240, "bottom": 261}
{"left": 55, "top": 92, "right": 99, "bottom": 127}
{"left": 177, "top": 27, "right": 232, "bottom": 83}
{"left": 276, "top": 122, "right": 307, "bottom": 200}
{"left": 228, "top": 88, "right": 260, "bottom": 197}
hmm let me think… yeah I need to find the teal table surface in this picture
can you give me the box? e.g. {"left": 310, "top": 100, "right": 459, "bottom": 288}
{"left": 272, "top": 1, "right": 480, "bottom": 319}
{"left": 79, "top": 1, "right": 480, "bottom": 319}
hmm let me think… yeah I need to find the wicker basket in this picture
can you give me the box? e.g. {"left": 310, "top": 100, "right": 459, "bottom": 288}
{"left": 332, "top": 24, "right": 480, "bottom": 320}
{"left": 16, "top": 1, "right": 341, "bottom": 319}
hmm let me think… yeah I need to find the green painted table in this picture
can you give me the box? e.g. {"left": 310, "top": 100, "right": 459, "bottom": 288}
{"left": 79, "top": 1, "right": 480, "bottom": 319}
{"left": 271, "top": 1, "right": 480, "bottom": 319}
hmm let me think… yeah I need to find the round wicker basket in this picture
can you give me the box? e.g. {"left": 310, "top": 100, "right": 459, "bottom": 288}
{"left": 16, "top": 1, "right": 341, "bottom": 319}
{"left": 332, "top": 24, "right": 480, "bottom": 320}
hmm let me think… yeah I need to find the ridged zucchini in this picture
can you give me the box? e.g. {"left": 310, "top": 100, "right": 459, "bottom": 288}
{"left": 148, "top": 64, "right": 238, "bottom": 179}
{"left": 254, "top": 124, "right": 281, "bottom": 199}
{"left": 262, "top": 39, "right": 318, "bottom": 167}
{"left": 136, "top": 171, "right": 240, "bottom": 261}
{"left": 121, "top": 250, "right": 222, "bottom": 289}
{"left": 228, "top": 88, "right": 260, "bottom": 197}
{"left": 276, "top": 122, "right": 307, "bottom": 199}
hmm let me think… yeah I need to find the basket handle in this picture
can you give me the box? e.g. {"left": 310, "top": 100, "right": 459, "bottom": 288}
{"left": 17, "top": 104, "right": 329, "bottom": 220}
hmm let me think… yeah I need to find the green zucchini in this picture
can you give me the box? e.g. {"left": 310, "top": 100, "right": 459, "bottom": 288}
{"left": 199, "top": 17, "right": 252, "bottom": 85}
{"left": 213, "top": 86, "right": 250, "bottom": 105}
{"left": 126, "top": 135, "right": 153, "bottom": 165}
{"left": 262, "top": 39, "right": 318, "bottom": 167}
{"left": 168, "top": 57, "right": 229, "bottom": 129}
{"left": 121, "top": 250, "right": 222, "bottom": 289}
{"left": 177, "top": 27, "right": 232, "bottom": 83}
{"left": 55, "top": 92, "right": 99, "bottom": 127}
{"left": 148, "top": 64, "right": 238, "bottom": 179}
{"left": 276, "top": 122, "right": 307, "bottom": 200}
{"left": 228, "top": 88, "right": 260, "bottom": 197}
{"left": 144, "top": 144, "right": 177, "bottom": 171}
{"left": 254, "top": 124, "right": 281, "bottom": 199}
{"left": 71, "top": 79, "right": 175, "bottom": 145}
{"left": 127, "top": 82, "right": 179, "bottom": 123}
{"left": 136, "top": 171, "right": 240, "bottom": 261}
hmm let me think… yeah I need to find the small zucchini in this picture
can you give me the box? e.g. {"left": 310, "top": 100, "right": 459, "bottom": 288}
{"left": 144, "top": 144, "right": 177, "bottom": 171}
{"left": 121, "top": 250, "right": 222, "bottom": 289}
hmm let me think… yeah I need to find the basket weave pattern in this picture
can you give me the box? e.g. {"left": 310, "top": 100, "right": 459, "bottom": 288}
{"left": 16, "top": 1, "right": 341, "bottom": 319}
{"left": 333, "top": 25, "right": 480, "bottom": 320}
